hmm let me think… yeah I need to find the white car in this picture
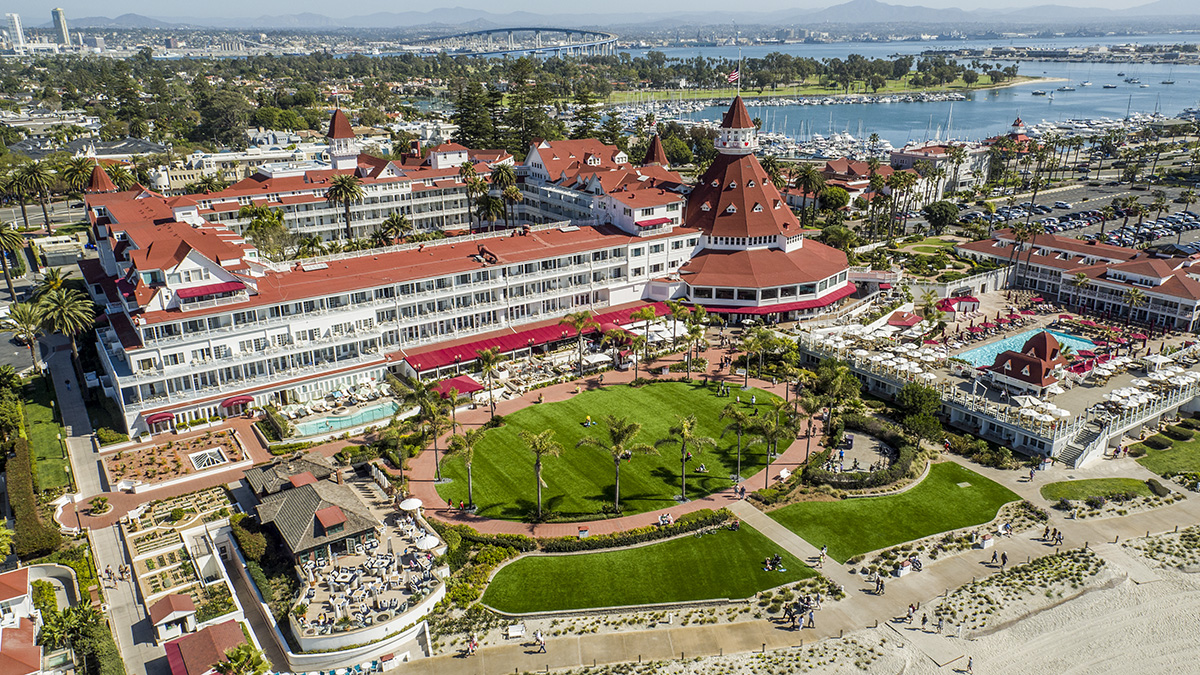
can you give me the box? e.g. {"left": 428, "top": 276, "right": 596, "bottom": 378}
{"left": 1054, "top": 201, "right": 1072, "bottom": 209}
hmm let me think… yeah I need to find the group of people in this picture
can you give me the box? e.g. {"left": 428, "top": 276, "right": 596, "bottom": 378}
{"left": 763, "top": 553, "right": 787, "bottom": 572}
{"left": 1042, "top": 526, "right": 1065, "bottom": 546}
{"left": 103, "top": 564, "right": 129, "bottom": 588}
{"left": 782, "top": 593, "right": 821, "bottom": 630}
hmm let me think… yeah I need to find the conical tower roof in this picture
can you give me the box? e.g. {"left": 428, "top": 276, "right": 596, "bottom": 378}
{"left": 643, "top": 134, "right": 669, "bottom": 168}
{"left": 721, "top": 96, "right": 754, "bottom": 129}
{"left": 86, "top": 162, "right": 117, "bottom": 193}
{"left": 327, "top": 109, "right": 355, "bottom": 140}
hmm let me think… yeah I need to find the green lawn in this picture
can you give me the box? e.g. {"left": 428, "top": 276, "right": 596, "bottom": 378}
{"left": 1040, "top": 478, "right": 1151, "bottom": 502}
{"left": 603, "top": 75, "right": 1038, "bottom": 105}
{"left": 482, "top": 524, "right": 812, "bottom": 613}
{"left": 24, "top": 376, "right": 70, "bottom": 491}
{"left": 436, "top": 382, "right": 778, "bottom": 520}
{"left": 1136, "top": 438, "right": 1200, "bottom": 476}
{"left": 768, "top": 462, "right": 1020, "bottom": 563}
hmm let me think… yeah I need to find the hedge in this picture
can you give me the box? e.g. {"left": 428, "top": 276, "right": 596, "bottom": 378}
{"left": 1147, "top": 478, "right": 1171, "bottom": 498}
{"left": 262, "top": 405, "right": 292, "bottom": 439}
{"left": 8, "top": 439, "right": 61, "bottom": 558}
{"left": 81, "top": 620, "right": 126, "bottom": 675}
{"left": 1145, "top": 435, "right": 1174, "bottom": 450}
{"left": 267, "top": 441, "right": 316, "bottom": 456}
{"left": 428, "top": 521, "right": 538, "bottom": 553}
{"left": 95, "top": 427, "right": 128, "bottom": 446}
{"left": 802, "top": 414, "right": 918, "bottom": 490}
{"left": 246, "top": 561, "right": 274, "bottom": 602}
{"left": 1165, "top": 425, "right": 1195, "bottom": 441}
{"left": 538, "top": 508, "right": 732, "bottom": 553}
{"left": 1128, "top": 443, "right": 1150, "bottom": 458}
{"left": 1178, "top": 418, "right": 1200, "bottom": 431}
{"left": 229, "top": 513, "right": 266, "bottom": 562}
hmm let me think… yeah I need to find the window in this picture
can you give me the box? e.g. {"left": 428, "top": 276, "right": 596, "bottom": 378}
{"left": 726, "top": 205, "right": 737, "bottom": 213}
{"left": 631, "top": 247, "right": 644, "bottom": 257}
{"left": 687, "top": 238, "right": 698, "bottom": 246}
{"left": 737, "top": 289, "right": 756, "bottom": 301}
{"left": 752, "top": 203, "right": 763, "bottom": 213}
{"left": 700, "top": 203, "right": 711, "bottom": 212}
{"left": 650, "top": 263, "right": 664, "bottom": 273}
{"left": 667, "top": 203, "right": 680, "bottom": 212}
{"left": 671, "top": 241, "right": 683, "bottom": 250}
{"left": 693, "top": 287, "right": 713, "bottom": 299}
{"left": 640, "top": 208, "right": 654, "bottom": 217}
{"left": 650, "top": 244, "right": 664, "bottom": 254}
{"left": 632, "top": 267, "right": 644, "bottom": 276}
{"left": 747, "top": 180, "right": 756, "bottom": 187}
{"left": 715, "top": 288, "right": 735, "bottom": 300}
{"left": 761, "top": 288, "right": 778, "bottom": 300}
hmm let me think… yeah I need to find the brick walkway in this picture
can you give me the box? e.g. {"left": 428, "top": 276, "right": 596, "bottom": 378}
{"left": 404, "top": 340, "right": 825, "bottom": 538}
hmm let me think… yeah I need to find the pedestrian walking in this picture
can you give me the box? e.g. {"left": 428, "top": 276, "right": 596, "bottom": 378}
{"left": 1001, "top": 551, "right": 1008, "bottom": 568}
{"left": 990, "top": 550, "right": 998, "bottom": 565}
{"left": 906, "top": 605, "right": 914, "bottom": 623}
{"left": 806, "top": 610, "right": 814, "bottom": 628}
{"left": 879, "top": 579, "right": 885, "bottom": 595}
{"left": 967, "top": 656, "right": 973, "bottom": 674}
{"left": 937, "top": 616, "right": 944, "bottom": 633}
{"left": 921, "top": 613, "right": 928, "bottom": 631}
{"left": 1043, "top": 526, "right": 1050, "bottom": 541}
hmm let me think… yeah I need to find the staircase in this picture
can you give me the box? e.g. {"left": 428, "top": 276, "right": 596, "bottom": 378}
{"left": 1057, "top": 422, "right": 1105, "bottom": 467}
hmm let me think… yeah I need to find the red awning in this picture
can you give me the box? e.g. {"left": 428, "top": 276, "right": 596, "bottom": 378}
{"left": 220, "top": 395, "right": 254, "bottom": 408}
{"left": 879, "top": 283, "right": 892, "bottom": 289}
{"left": 701, "top": 283, "right": 856, "bottom": 316}
{"left": 636, "top": 217, "right": 671, "bottom": 228}
{"left": 175, "top": 281, "right": 245, "bottom": 299}
{"left": 433, "top": 375, "right": 483, "bottom": 399}
{"left": 145, "top": 412, "right": 175, "bottom": 424}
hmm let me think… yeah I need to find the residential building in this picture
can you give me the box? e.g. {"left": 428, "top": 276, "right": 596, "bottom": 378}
{"left": 956, "top": 230, "right": 1200, "bottom": 330}
{"left": 256, "top": 477, "right": 382, "bottom": 563}
{"left": 163, "top": 619, "right": 247, "bottom": 675}
{"left": 51, "top": 8, "right": 69, "bottom": 46}
{"left": 889, "top": 141, "right": 991, "bottom": 198}
{"left": 0, "top": 568, "right": 42, "bottom": 675}
{"left": 149, "top": 594, "right": 198, "bottom": 643}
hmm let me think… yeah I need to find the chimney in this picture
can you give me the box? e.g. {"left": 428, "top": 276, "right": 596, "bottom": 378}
{"left": 410, "top": 140, "right": 421, "bottom": 157}
{"left": 336, "top": 469, "right": 344, "bottom": 485}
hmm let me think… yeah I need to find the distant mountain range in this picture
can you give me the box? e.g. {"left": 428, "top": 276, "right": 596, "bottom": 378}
{"left": 41, "top": 0, "right": 1200, "bottom": 31}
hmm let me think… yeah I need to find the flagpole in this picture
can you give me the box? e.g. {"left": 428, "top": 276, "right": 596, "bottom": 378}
{"left": 737, "top": 47, "right": 742, "bottom": 97}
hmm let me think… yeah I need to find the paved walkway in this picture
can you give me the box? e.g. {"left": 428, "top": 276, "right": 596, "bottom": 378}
{"left": 91, "top": 524, "right": 170, "bottom": 675}
{"left": 727, "top": 501, "right": 856, "bottom": 588}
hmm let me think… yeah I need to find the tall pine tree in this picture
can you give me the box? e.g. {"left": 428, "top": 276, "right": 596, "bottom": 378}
{"left": 451, "top": 80, "right": 494, "bottom": 150}
{"left": 571, "top": 88, "right": 601, "bottom": 140}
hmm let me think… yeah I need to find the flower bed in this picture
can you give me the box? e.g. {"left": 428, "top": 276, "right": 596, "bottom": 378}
{"left": 104, "top": 430, "right": 245, "bottom": 486}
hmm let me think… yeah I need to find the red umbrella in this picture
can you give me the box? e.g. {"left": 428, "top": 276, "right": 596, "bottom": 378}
{"left": 1130, "top": 333, "right": 1148, "bottom": 340}
{"left": 970, "top": 326, "right": 985, "bottom": 333}
{"left": 1021, "top": 309, "right": 1036, "bottom": 315}
{"left": 923, "top": 339, "right": 940, "bottom": 345}
{"left": 1007, "top": 313, "right": 1022, "bottom": 320}
{"left": 1113, "top": 337, "right": 1128, "bottom": 344}
{"left": 1058, "top": 314, "right": 1073, "bottom": 320}
{"left": 1078, "top": 349, "right": 1096, "bottom": 357}
{"left": 1030, "top": 296, "right": 1045, "bottom": 303}
{"left": 998, "top": 318, "right": 1011, "bottom": 324}
{"left": 1094, "top": 338, "right": 1108, "bottom": 345}
{"left": 982, "top": 322, "right": 997, "bottom": 328}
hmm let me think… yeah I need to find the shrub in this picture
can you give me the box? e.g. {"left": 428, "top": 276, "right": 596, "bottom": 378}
{"left": 81, "top": 620, "right": 126, "bottom": 675}
{"left": 1147, "top": 478, "right": 1171, "bottom": 498}
{"left": 1146, "top": 435, "right": 1174, "bottom": 450}
{"left": 1054, "top": 498, "right": 1072, "bottom": 511}
{"left": 246, "top": 561, "right": 274, "bottom": 602}
{"left": 1165, "top": 425, "right": 1194, "bottom": 441}
{"left": 538, "top": 508, "right": 733, "bottom": 553}
{"left": 427, "top": 522, "right": 537, "bottom": 553}
{"left": 268, "top": 441, "right": 316, "bottom": 456}
{"left": 481, "top": 414, "right": 506, "bottom": 430}
{"left": 1178, "top": 418, "right": 1200, "bottom": 430}
{"left": 1083, "top": 495, "right": 1106, "bottom": 509}
{"left": 263, "top": 405, "right": 292, "bottom": 439}
{"left": 229, "top": 513, "right": 267, "bottom": 562}
{"left": 30, "top": 579, "right": 57, "bottom": 614}
{"left": 170, "top": 508, "right": 186, "bottom": 522}
{"left": 1128, "top": 444, "right": 1149, "bottom": 458}
{"left": 255, "top": 420, "right": 281, "bottom": 443}
{"left": 95, "top": 427, "right": 128, "bottom": 446}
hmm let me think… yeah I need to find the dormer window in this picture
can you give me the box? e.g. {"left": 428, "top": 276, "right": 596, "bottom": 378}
{"left": 1021, "top": 366, "right": 1030, "bottom": 376}
{"left": 700, "top": 203, "right": 711, "bottom": 212}
{"left": 1003, "top": 361, "right": 1012, "bottom": 371}
{"left": 726, "top": 205, "right": 737, "bottom": 214}
{"left": 747, "top": 180, "right": 756, "bottom": 187}
{"left": 728, "top": 182, "right": 737, "bottom": 189}
{"left": 711, "top": 180, "right": 719, "bottom": 187}
{"left": 752, "top": 203, "right": 763, "bottom": 213}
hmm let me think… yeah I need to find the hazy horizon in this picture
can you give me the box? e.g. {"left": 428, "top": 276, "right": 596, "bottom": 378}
{"left": 8, "top": 0, "right": 1161, "bottom": 22}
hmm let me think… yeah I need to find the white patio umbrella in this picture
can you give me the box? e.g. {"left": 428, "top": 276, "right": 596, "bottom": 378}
{"left": 1036, "top": 413, "right": 1056, "bottom": 423}
{"left": 1051, "top": 408, "right": 1070, "bottom": 418}
{"left": 869, "top": 354, "right": 886, "bottom": 362}
{"left": 1147, "top": 372, "right": 1169, "bottom": 381}
{"left": 1020, "top": 408, "right": 1039, "bottom": 417}
{"left": 399, "top": 498, "right": 423, "bottom": 511}
{"left": 1045, "top": 384, "right": 1065, "bottom": 396}
{"left": 852, "top": 349, "right": 870, "bottom": 357}
{"left": 1130, "top": 379, "right": 1150, "bottom": 387}
{"left": 907, "top": 364, "right": 923, "bottom": 374}
{"left": 920, "top": 372, "right": 938, "bottom": 381}
{"left": 415, "top": 534, "right": 440, "bottom": 551}
{"left": 921, "top": 354, "right": 938, "bottom": 363}
{"left": 1166, "top": 365, "right": 1185, "bottom": 374}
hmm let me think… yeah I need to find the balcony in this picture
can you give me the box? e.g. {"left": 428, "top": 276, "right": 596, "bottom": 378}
{"left": 178, "top": 292, "right": 250, "bottom": 313}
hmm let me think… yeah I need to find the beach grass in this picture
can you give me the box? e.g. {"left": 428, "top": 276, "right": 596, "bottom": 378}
{"left": 768, "top": 462, "right": 1019, "bottom": 563}
{"left": 481, "top": 523, "right": 813, "bottom": 612}
{"left": 1040, "top": 478, "right": 1152, "bottom": 502}
{"left": 435, "top": 381, "right": 778, "bottom": 521}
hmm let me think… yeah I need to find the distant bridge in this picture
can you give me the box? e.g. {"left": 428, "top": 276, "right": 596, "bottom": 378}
{"left": 407, "top": 27, "right": 618, "bottom": 58}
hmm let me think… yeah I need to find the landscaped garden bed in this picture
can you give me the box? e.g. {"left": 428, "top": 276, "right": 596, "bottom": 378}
{"left": 1043, "top": 478, "right": 1181, "bottom": 519}
{"left": 104, "top": 430, "right": 246, "bottom": 486}
{"left": 1125, "top": 525, "right": 1200, "bottom": 570}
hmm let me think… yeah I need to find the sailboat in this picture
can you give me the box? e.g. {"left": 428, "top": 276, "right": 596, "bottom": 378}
{"left": 1162, "top": 67, "right": 1176, "bottom": 85}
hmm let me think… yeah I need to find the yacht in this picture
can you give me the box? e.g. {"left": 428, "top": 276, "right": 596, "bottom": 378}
{"left": 1056, "top": 85, "right": 1076, "bottom": 92}
{"left": 1032, "top": 90, "right": 1047, "bottom": 96}
{"left": 1103, "top": 83, "right": 1118, "bottom": 89}
{"left": 1117, "top": 72, "right": 1126, "bottom": 76}
{"left": 1162, "top": 79, "right": 1176, "bottom": 85}
{"left": 1140, "top": 84, "right": 1151, "bottom": 88}
{"left": 1081, "top": 81, "right": 1092, "bottom": 87}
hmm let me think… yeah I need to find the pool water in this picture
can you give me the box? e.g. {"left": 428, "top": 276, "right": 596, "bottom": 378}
{"left": 294, "top": 400, "right": 400, "bottom": 437}
{"left": 957, "top": 329, "right": 1095, "bottom": 367}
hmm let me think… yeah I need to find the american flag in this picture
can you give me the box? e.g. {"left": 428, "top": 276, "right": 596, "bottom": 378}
{"left": 727, "top": 69, "right": 740, "bottom": 83}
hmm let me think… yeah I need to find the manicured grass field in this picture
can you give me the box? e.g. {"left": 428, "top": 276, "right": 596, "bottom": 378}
{"left": 768, "top": 462, "right": 1020, "bottom": 563}
{"left": 482, "top": 524, "right": 812, "bottom": 613}
{"left": 1040, "top": 478, "right": 1152, "bottom": 502}
{"left": 436, "top": 382, "right": 778, "bottom": 520}
{"left": 24, "top": 376, "right": 70, "bottom": 491}
{"left": 1136, "top": 438, "right": 1200, "bottom": 476}
{"left": 603, "top": 75, "right": 1036, "bottom": 105}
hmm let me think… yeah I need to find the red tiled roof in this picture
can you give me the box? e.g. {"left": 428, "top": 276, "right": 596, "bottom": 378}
{"left": 888, "top": 311, "right": 923, "bottom": 327}
{"left": 433, "top": 143, "right": 469, "bottom": 153}
{"left": 149, "top": 593, "right": 196, "bottom": 625}
{"left": 0, "top": 568, "right": 27, "bottom": 603}
{"left": 327, "top": 109, "right": 355, "bottom": 140}
{"left": 290, "top": 472, "right": 317, "bottom": 487}
{"left": 174, "top": 281, "right": 245, "bottom": 299}
{"left": 164, "top": 620, "right": 246, "bottom": 675}
{"left": 679, "top": 242, "right": 848, "bottom": 288}
{"left": 990, "top": 351, "right": 1059, "bottom": 387}
{"left": 87, "top": 162, "right": 117, "bottom": 193}
{"left": 0, "top": 617, "right": 40, "bottom": 675}
{"left": 684, "top": 153, "right": 800, "bottom": 239}
{"left": 721, "top": 96, "right": 754, "bottom": 129}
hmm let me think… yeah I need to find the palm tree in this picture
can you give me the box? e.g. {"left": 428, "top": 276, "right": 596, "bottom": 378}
{"left": 559, "top": 311, "right": 599, "bottom": 378}
{"left": 2, "top": 303, "right": 43, "bottom": 373}
{"left": 1068, "top": 271, "right": 1090, "bottom": 312}
{"left": 16, "top": 162, "right": 54, "bottom": 231}
{"left": 797, "top": 394, "right": 823, "bottom": 461}
{"left": 59, "top": 157, "right": 95, "bottom": 194}
{"left": 475, "top": 194, "right": 505, "bottom": 232}
{"left": 423, "top": 402, "right": 454, "bottom": 483}
{"left": 520, "top": 429, "right": 563, "bottom": 520}
{"left": 683, "top": 322, "right": 707, "bottom": 379}
{"left": 749, "top": 412, "right": 795, "bottom": 490}
{"left": 1020, "top": 221, "right": 1045, "bottom": 289}
{"left": 215, "top": 643, "right": 269, "bottom": 675}
{"left": 475, "top": 346, "right": 503, "bottom": 418}
{"left": 37, "top": 287, "right": 94, "bottom": 364}
{"left": 325, "top": 174, "right": 364, "bottom": 240}
{"left": 1123, "top": 287, "right": 1148, "bottom": 324}
{"left": 502, "top": 185, "right": 523, "bottom": 228}
{"left": 0, "top": 524, "right": 13, "bottom": 558}
{"left": 107, "top": 165, "right": 136, "bottom": 191}
{"left": 631, "top": 306, "right": 658, "bottom": 362}
{"left": 576, "top": 415, "right": 657, "bottom": 511}
{"left": 720, "top": 403, "right": 753, "bottom": 481}
{"left": 380, "top": 212, "right": 412, "bottom": 243}
{"left": 0, "top": 172, "right": 30, "bottom": 230}
{"left": 0, "top": 223, "right": 24, "bottom": 300}
{"left": 458, "top": 161, "right": 478, "bottom": 230}
{"left": 628, "top": 334, "right": 647, "bottom": 379}
{"left": 655, "top": 414, "right": 716, "bottom": 502}
{"left": 792, "top": 163, "right": 825, "bottom": 228}
{"left": 33, "top": 267, "right": 74, "bottom": 299}
{"left": 600, "top": 328, "right": 627, "bottom": 368}
{"left": 295, "top": 235, "right": 327, "bottom": 258}
{"left": 448, "top": 427, "right": 485, "bottom": 510}
{"left": 663, "top": 298, "right": 690, "bottom": 346}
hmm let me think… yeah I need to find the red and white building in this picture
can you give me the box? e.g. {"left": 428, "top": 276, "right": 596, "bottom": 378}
{"left": 0, "top": 568, "right": 42, "bottom": 675}
{"left": 889, "top": 141, "right": 991, "bottom": 198}
{"left": 81, "top": 102, "right": 850, "bottom": 437}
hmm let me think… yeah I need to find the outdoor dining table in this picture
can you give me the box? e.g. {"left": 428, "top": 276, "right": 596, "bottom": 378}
{"left": 335, "top": 572, "right": 353, "bottom": 586}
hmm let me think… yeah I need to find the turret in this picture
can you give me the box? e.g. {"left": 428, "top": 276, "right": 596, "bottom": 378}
{"left": 716, "top": 96, "right": 757, "bottom": 156}
{"left": 327, "top": 109, "right": 359, "bottom": 171}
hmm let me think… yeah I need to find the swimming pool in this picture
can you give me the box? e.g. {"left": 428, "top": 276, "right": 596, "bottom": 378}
{"left": 294, "top": 400, "right": 400, "bottom": 437}
{"left": 956, "top": 329, "right": 1095, "bottom": 367}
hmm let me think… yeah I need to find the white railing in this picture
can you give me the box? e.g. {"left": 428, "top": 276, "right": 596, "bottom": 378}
{"left": 178, "top": 292, "right": 250, "bottom": 313}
